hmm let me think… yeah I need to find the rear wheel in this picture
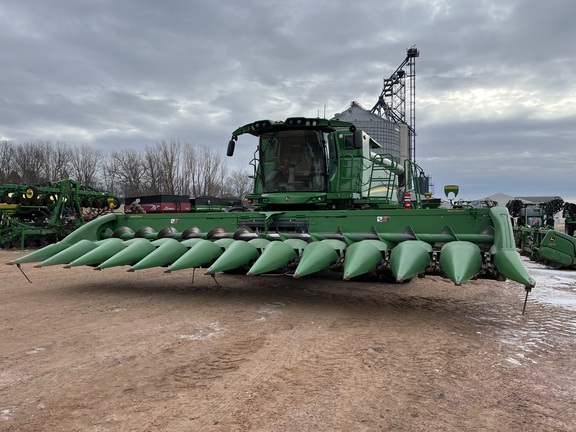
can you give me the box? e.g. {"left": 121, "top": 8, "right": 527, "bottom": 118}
{"left": 24, "top": 186, "right": 39, "bottom": 204}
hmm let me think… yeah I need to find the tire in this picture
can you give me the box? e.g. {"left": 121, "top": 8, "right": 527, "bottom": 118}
{"left": 2, "top": 192, "right": 13, "bottom": 204}
{"left": 25, "top": 186, "right": 39, "bottom": 200}
{"left": 109, "top": 198, "right": 120, "bottom": 209}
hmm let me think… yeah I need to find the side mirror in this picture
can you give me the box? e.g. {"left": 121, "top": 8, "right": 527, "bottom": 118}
{"left": 226, "top": 139, "right": 235, "bottom": 157}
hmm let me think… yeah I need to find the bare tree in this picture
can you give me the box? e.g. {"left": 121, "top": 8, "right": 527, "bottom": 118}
{"left": 160, "top": 140, "right": 181, "bottom": 194}
{"left": 142, "top": 147, "right": 161, "bottom": 195}
{"left": 180, "top": 142, "right": 197, "bottom": 195}
{"left": 144, "top": 141, "right": 184, "bottom": 195}
{"left": 12, "top": 141, "right": 49, "bottom": 183}
{"left": 224, "top": 166, "right": 253, "bottom": 200}
{"left": 101, "top": 157, "right": 120, "bottom": 194}
{"left": 2, "top": 137, "right": 237, "bottom": 201}
{"left": 0, "top": 140, "right": 14, "bottom": 184}
{"left": 188, "top": 145, "right": 228, "bottom": 196}
{"left": 41, "top": 141, "right": 72, "bottom": 181}
{"left": 69, "top": 144, "right": 103, "bottom": 187}
{"left": 109, "top": 149, "right": 148, "bottom": 197}
{"left": 1, "top": 140, "right": 74, "bottom": 185}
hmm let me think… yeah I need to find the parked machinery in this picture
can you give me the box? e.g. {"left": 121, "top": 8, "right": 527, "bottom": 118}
{"left": 0, "top": 179, "right": 119, "bottom": 248}
{"left": 507, "top": 197, "right": 576, "bottom": 269}
{"left": 8, "top": 118, "right": 535, "bottom": 293}
{"left": 564, "top": 202, "right": 576, "bottom": 237}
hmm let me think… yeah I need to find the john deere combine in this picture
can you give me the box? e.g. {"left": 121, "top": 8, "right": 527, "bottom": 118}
{"left": 8, "top": 118, "right": 535, "bottom": 291}
{"left": 1, "top": 179, "right": 119, "bottom": 249}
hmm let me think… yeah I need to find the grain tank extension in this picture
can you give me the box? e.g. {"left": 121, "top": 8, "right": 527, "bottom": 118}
{"left": 8, "top": 118, "right": 535, "bottom": 290}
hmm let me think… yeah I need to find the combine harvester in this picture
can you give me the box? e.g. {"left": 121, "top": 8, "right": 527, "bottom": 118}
{"left": 8, "top": 118, "right": 535, "bottom": 302}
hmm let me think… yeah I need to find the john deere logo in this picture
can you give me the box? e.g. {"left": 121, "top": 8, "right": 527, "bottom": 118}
{"left": 285, "top": 196, "right": 290, "bottom": 201}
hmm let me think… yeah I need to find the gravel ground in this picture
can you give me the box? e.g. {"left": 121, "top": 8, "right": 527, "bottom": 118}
{"left": 1, "top": 249, "right": 575, "bottom": 431}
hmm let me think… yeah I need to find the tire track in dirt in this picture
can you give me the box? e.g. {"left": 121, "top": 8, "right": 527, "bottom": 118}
{"left": 230, "top": 315, "right": 377, "bottom": 430}
{"left": 3, "top": 252, "right": 576, "bottom": 431}
{"left": 148, "top": 297, "right": 347, "bottom": 430}
{"left": 167, "top": 335, "right": 267, "bottom": 387}
{"left": 219, "top": 281, "right": 479, "bottom": 431}
{"left": 160, "top": 284, "right": 415, "bottom": 430}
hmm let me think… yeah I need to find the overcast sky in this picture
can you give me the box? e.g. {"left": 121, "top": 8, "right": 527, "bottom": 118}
{"left": 1, "top": 0, "right": 575, "bottom": 200}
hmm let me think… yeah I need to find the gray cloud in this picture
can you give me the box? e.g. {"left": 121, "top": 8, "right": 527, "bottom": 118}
{"left": 1, "top": 0, "right": 575, "bottom": 199}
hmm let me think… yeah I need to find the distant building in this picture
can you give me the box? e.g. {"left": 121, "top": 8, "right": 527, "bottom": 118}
{"left": 478, "top": 193, "right": 515, "bottom": 207}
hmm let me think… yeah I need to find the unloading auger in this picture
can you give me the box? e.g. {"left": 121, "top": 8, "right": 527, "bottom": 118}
{"left": 8, "top": 117, "right": 535, "bottom": 293}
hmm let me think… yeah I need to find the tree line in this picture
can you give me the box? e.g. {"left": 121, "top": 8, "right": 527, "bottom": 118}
{"left": 0, "top": 140, "right": 253, "bottom": 200}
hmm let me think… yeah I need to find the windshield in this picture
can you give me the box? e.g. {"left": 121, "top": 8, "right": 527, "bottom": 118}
{"left": 260, "top": 130, "right": 326, "bottom": 193}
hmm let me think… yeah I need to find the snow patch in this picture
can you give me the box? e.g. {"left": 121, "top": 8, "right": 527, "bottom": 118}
{"left": 257, "top": 302, "right": 285, "bottom": 321}
{"left": 178, "top": 322, "right": 222, "bottom": 341}
{"left": 1, "top": 406, "right": 17, "bottom": 420}
{"left": 505, "top": 357, "right": 522, "bottom": 366}
{"left": 523, "top": 259, "right": 576, "bottom": 311}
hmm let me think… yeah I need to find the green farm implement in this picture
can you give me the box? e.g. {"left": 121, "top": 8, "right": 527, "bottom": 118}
{"left": 1, "top": 179, "right": 119, "bottom": 249}
{"left": 507, "top": 197, "right": 576, "bottom": 269}
{"left": 564, "top": 202, "right": 576, "bottom": 237}
{"left": 8, "top": 118, "right": 535, "bottom": 293}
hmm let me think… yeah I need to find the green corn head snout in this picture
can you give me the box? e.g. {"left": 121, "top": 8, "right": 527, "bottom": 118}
{"left": 9, "top": 206, "right": 536, "bottom": 289}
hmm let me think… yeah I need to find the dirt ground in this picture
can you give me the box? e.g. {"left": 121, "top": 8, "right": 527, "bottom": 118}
{"left": 1, "top": 248, "right": 575, "bottom": 432}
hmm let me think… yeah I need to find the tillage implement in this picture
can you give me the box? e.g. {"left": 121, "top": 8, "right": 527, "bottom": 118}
{"left": 1, "top": 179, "right": 119, "bottom": 249}
{"left": 8, "top": 118, "right": 535, "bottom": 292}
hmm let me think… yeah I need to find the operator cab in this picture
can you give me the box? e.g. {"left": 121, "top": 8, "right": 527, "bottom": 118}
{"left": 259, "top": 130, "right": 327, "bottom": 193}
